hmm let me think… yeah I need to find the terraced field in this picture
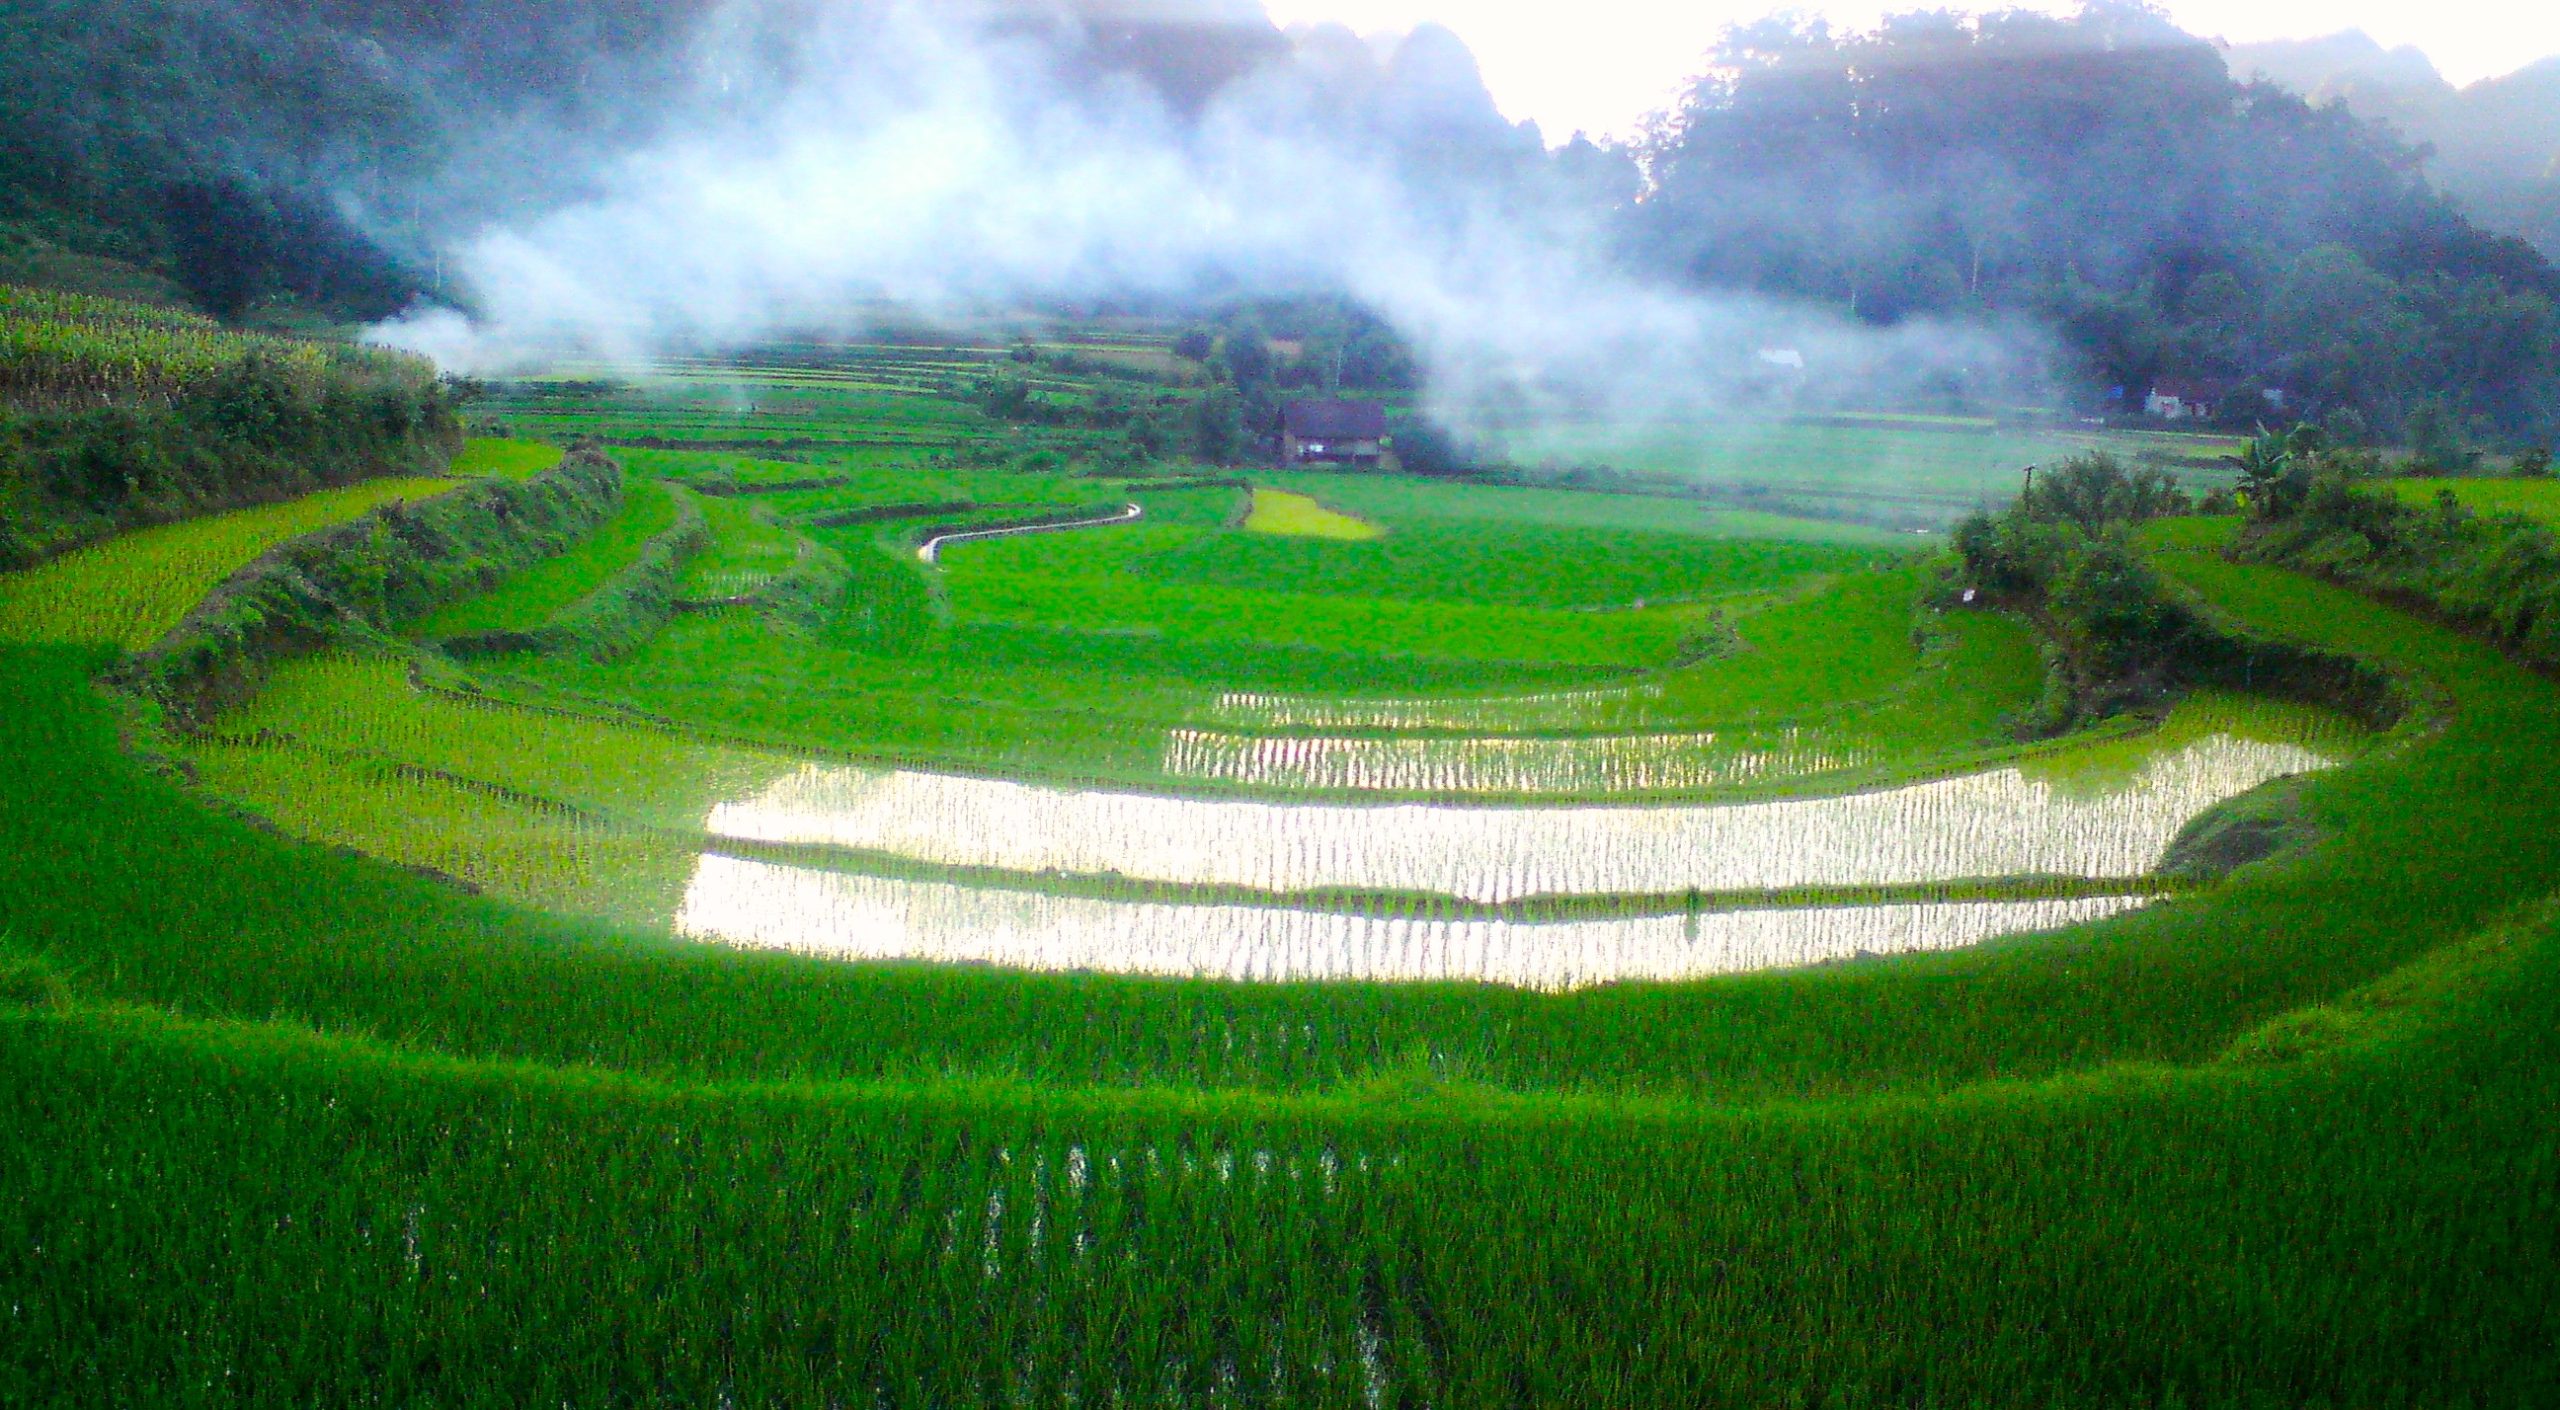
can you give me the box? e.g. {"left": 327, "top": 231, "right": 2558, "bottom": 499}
{"left": 1501, "top": 414, "right": 2244, "bottom": 525}
{"left": 0, "top": 476, "right": 460, "bottom": 649}
{"left": 1244, "top": 487, "right": 1382, "bottom": 540}
{"left": 2383, "top": 473, "right": 2560, "bottom": 520}
{"left": 7, "top": 362, "right": 2554, "bottom": 1403}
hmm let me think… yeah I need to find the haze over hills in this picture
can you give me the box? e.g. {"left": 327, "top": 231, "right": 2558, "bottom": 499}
{"left": 3, "top": 1, "right": 2555, "bottom": 443}
{"left": 2222, "top": 31, "right": 2560, "bottom": 258}
{"left": 0, "top": 0, "right": 1533, "bottom": 317}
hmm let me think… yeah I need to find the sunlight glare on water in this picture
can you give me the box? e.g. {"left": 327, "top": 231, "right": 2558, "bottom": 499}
{"left": 673, "top": 859, "right": 2154, "bottom": 989}
{"left": 697, "top": 734, "right": 2333, "bottom": 902}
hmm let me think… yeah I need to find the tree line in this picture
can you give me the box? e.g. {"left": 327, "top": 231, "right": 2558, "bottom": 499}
{"left": 2, "top": 1, "right": 2553, "bottom": 447}
{"left": 1625, "top": 2, "right": 2559, "bottom": 443}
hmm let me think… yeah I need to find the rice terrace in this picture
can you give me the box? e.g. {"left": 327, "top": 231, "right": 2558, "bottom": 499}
{"left": 6, "top": 2, "right": 2560, "bottom": 1406}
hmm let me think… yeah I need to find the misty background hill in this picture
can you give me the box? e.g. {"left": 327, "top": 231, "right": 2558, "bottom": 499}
{"left": 2, "top": 0, "right": 2554, "bottom": 442}
{"left": 2223, "top": 31, "right": 2560, "bottom": 262}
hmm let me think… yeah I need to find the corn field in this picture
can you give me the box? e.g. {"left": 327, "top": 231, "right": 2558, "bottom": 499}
{"left": 0, "top": 283, "right": 429, "bottom": 409}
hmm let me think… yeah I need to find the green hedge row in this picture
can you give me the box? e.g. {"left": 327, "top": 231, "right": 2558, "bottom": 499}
{"left": 0, "top": 352, "right": 461, "bottom": 570}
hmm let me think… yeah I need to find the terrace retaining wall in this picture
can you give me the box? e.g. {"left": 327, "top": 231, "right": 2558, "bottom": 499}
{"left": 116, "top": 449, "right": 625, "bottom": 729}
{"left": 439, "top": 486, "right": 711, "bottom": 663}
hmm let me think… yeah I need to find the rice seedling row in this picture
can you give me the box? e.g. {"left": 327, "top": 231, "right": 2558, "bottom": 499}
{"left": 407, "top": 479, "right": 685, "bottom": 639}
{"left": 674, "top": 854, "right": 2155, "bottom": 989}
{"left": 0, "top": 477, "right": 462, "bottom": 650}
{"left": 702, "top": 731, "right": 2334, "bottom": 903}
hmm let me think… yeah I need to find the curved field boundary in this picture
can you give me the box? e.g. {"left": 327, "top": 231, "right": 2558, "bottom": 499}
{"left": 916, "top": 502, "right": 1143, "bottom": 565}
{"left": 438, "top": 486, "right": 711, "bottom": 661}
{"left": 104, "top": 455, "right": 622, "bottom": 726}
{"left": 0, "top": 477, "right": 462, "bottom": 652}
{"left": 804, "top": 499, "right": 978, "bottom": 529}
{"left": 693, "top": 475, "right": 853, "bottom": 498}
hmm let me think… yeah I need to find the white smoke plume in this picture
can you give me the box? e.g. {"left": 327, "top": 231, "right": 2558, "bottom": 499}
{"left": 370, "top": 0, "right": 2049, "bottom": 438}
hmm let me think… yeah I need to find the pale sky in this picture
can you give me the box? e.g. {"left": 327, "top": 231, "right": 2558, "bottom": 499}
{"left": 1259, "top": 2, "right": 2560, "bottom": 143}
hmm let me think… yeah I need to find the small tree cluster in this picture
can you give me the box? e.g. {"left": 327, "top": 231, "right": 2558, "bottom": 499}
{"left": 1952, "top": 452, "right": 2201, "bottom": 726}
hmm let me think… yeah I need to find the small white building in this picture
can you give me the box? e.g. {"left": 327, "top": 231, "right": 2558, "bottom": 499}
{"left": 2144, "top": 379, "right": 2220, "bottom": 421}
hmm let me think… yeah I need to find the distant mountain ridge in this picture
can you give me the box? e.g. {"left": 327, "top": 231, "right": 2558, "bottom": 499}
{"left": 2222, "top": 32, "right": 2560, "bottom": 258}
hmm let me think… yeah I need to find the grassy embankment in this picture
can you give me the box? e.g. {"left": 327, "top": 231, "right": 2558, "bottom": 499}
{"left": 409, "top": 480, "right": 682, "bottom": 640}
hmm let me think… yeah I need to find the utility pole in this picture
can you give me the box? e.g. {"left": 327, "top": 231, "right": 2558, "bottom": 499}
{"left": 2022, "top": 464, "right": 2038, "bottom": 497}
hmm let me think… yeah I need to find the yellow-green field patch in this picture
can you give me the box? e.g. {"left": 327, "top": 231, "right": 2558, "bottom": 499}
{"left": 2382, "top": 476, "right": 2560, "bottom": 523}
{"left": 453, "top": 437, "right": 565, "bottom": 480}
{"left": 0, "top": 477, "right": 459, "bottom": 650}
{"left": 1243, "top": 488, "right": 1382, "bottom": 541}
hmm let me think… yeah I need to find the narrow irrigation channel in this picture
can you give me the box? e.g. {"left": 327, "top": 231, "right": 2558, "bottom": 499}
{"left": 916, "top": 503, "right": 1144, "bottom": 565}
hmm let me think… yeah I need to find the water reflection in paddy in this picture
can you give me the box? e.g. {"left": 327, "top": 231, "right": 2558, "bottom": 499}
{"left": 699, "top": 734, "right": 2333, "bottom": 903}
{"left": 674, "top": 856, "right": 2155, "bottom": 990}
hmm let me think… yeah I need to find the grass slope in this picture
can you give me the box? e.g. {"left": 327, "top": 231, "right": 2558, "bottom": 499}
{"left": 411, "top": 480, "right": 678, "bottom": 638}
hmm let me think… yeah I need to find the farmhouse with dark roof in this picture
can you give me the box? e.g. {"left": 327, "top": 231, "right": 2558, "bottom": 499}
{"left": 1280, "top": 399, "right": 1387, "bottom": 467}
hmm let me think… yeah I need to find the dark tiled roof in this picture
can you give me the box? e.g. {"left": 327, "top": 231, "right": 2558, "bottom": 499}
{"left": 2151, "top": 378, "right": 2223, "bottom": 401}
{"left": 1282, "top": 399, "right": 1387, "bottom": 439}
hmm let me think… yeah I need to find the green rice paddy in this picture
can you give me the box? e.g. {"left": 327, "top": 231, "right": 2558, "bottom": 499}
{"left": 409, "top": 479, "right": 682, "bottom": 639}
{"left": 1243, "top": 488, "right": 1383, "bottom": 540}
{"left": 1498, "top": 416, "right": 2243, "bottom": 524}
{"left": 4, "top": 342, "right": 2553, "bottom": 1403}
{"left": 450, "top": 437, "right": 566, "bottom": 480}
{"left": 0, "top": 476, "right": 458, "bottom": 650}
{"left": 2383, "top": 473, "right": 2560, "bottom": 521}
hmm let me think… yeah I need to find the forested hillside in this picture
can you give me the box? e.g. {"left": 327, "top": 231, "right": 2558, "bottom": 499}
{"left": 2224, "top": 32, "right": 2560, "bottom": 264}
{"left": 1628, "top": 5, "right": 2560, "bottom": 439}
{"left": 0, "top": 1, "right": 2552, "bottom": 443}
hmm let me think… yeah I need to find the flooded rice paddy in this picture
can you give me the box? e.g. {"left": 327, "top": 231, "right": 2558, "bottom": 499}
{"left": 1161, "top": 726, "right": 1881, "bottom": 795}
{"left": 1202, "top": 684, "right": 1664, "bottom": 733}
{"left": 190, "top": 657, "right": 2355, "bottom": 989}
{"left": 702, "top": 733, "right": 2334, "bottom": 903}
{"left": 674, "top": 856, "right": 2153, "bottom": 989}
